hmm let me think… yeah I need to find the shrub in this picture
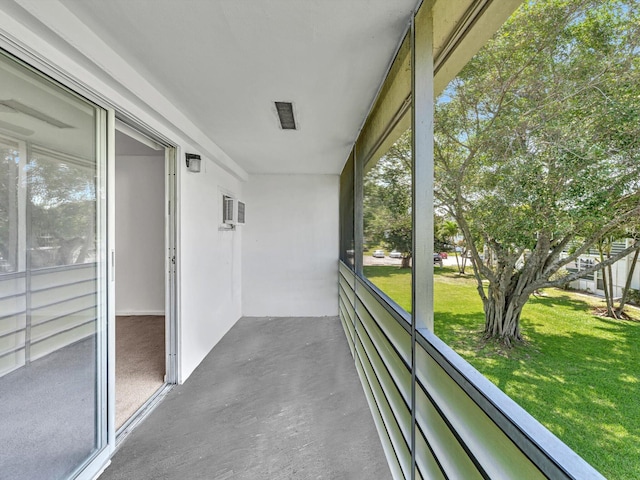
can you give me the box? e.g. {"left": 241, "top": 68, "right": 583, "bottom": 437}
{"left": 626, "top": 289, "right": 640, "bottom": 306}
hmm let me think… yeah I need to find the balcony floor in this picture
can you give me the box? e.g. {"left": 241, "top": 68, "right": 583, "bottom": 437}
{"left": 100, "top": 316, "right": 391, "bottom": 479}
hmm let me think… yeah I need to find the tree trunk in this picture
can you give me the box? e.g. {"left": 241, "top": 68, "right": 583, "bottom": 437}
{"left": 601, "top": 267, "right": 614, "bottom": 317}
{"left": 598, "top": 243, "right": 615, "bottom": 318}
{"left": 454, "top": 251, "right": 461, "bottom": 273}
{"left": 482, "top": 284, "right": 527, "bottom": 347}
{"left": 456, "top": 249, "right": 467, "bottom": 274}
{"left": 616, "top": 247, "right": 640, "bottom": 316}
{"left": 607, "top": 261, "right": 614, "bottom": 313}
{"left": 401, "top": 255, "right": 411, "bottom": 269}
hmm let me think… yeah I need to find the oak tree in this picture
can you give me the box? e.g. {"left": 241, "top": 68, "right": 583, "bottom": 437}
{"left": 434, "top": 0, "right": 640, "bottom": 345}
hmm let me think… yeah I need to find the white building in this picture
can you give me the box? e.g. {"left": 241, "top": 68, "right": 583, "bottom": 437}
{"left": 566, "top": 239, "right": 640, "bottom": 299}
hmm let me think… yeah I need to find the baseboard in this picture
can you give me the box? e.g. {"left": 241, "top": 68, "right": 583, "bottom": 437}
{"left": 116, "top": 311, "right": 165, "bottom": 316}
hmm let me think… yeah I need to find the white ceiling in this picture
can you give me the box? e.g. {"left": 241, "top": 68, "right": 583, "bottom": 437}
{"left": 57, "top": 0, "right": 419, "bottom": 175}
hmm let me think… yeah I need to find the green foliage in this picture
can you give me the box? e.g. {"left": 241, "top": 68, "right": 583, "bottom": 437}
{"left": 627, "top": 289, "right": 640, "bottom": 306}
{"left": 364, "top": 265, "right": 640, "bottom": 479}
{"left": 439, "top": 220, "right": 458, "bottom": 242}
{"left": 437, "top": 0, "right": 640, "bottom": 244}
{"left": 434, "top": 0, "right": 640, "bottom": 341}
{"left": 433, "top": 215, "right": 450, "bottom": 252}
{"left": 363, "top": 130, "right": 413, "bottom": 258}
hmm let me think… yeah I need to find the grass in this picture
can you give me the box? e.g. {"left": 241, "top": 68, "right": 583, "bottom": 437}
{"left": 363, "top": 265, "right": 640, "bottom": 480}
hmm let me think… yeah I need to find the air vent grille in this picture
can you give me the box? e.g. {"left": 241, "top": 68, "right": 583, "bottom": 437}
{"left": 223, "top": 195, "right": 234, "bottom": 224}
{"left": 237, "top": 201, "right": 246, "bottom": 224}
{"left": 275, "top": 101, "right": 296, "bottom": 130}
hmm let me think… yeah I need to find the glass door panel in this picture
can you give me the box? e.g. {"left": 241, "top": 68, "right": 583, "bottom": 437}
{"left": 0, "top": 51, "right": 108, "bottom": 479}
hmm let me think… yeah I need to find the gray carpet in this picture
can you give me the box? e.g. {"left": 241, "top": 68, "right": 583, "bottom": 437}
{"left": 116, "top": 315, "right": 165, "bottom": 429}
{"left": 100, "top": 316, "right": 392, "bottom": 480}
{"left": 0, "top": 338, "right": 98, "bottom": 480}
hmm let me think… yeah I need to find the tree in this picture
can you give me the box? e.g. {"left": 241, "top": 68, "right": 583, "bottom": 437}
{"left": 597, "top": 224, "right": 640, "bottom": 318}
{"left": 440, "top": 220, "right": 458, "bottom": 250}
{"left": 364, "top": 131, "right": 413, "bottom": 267}
{"left": 433, "top": 214, "right": 450, "bottom": 253}
{"left": 596, "top": 235, "right": 616, "bottom": 318}
{"left": 440, "top": 220, "right": 470, "bottom": 274}
{"left": 592, "top": 228, "right": 640, "bottom": 319}
{"left": 616, "top": 236, "right": 640, "bottom": 317}
{"left": 434, "top": 0, "right": 640, "bottom": 345}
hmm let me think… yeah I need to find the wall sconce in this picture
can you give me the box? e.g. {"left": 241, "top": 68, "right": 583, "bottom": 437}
{"left": 185, "top": 153, "right": 202, "bottom": 173}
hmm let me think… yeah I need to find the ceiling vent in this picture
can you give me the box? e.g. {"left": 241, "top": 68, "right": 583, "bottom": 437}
{"left": 275, "top": 101, "right": 296, "bottom": 130}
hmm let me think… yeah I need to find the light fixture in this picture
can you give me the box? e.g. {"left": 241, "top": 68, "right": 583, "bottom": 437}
{"left": 185, "top": 153, "right": 201, "bottom": 173}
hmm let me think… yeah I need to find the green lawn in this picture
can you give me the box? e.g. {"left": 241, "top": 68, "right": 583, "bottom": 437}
{"left": 363, "top": 265, "right": 640, "bottom": 480}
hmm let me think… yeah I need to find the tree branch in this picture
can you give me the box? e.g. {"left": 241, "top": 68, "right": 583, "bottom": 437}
{"left": 535, "top": 241, "right": 640, "bottom": 290}
{"left": 544, "top": 204, "right": 640, "bottom": 275}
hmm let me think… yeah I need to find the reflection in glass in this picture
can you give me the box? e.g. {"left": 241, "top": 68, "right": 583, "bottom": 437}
{"left": 28, "top": 148, "right": 97, "bottom": 269}
{"left": 339, "top": 153, "right": 355, "bottom": 269}
{"left": 0, "top": 52, "right": 105, "bottom": 480}
{"left": 0, "top": 139, "right": 20, "bottom": 273}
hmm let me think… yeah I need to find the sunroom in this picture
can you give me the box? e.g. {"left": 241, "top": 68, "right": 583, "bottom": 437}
{"left": 0, "top": 0, "right": 623, "bottom": 479}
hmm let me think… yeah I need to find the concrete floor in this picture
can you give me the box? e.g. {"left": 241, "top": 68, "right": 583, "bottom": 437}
{"left": 100, "top": 316, "right": 391, "bottom": 480}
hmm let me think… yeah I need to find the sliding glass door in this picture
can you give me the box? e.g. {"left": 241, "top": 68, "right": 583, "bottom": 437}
{"left": 0, "top": 51, "right": 109, "bottom": 479}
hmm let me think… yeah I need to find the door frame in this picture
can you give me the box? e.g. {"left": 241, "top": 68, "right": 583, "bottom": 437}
{"left": 165, "top": 145, "right": 179, "bottom": 384}
{"left": 112, "top": 119, "right": 179, "bottom": 440}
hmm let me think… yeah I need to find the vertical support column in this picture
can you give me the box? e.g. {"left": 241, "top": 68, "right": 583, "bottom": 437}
{"left": 354, "top": 148, "right": 364, "bottom": 278}
{"left": 24, "top": 142, "right": 32, "bottom": 365}
{"left": 412, "top": 5, "right": 434, "bottom": 480}
{"left": 412, "top": 5, "right": 434, "bottom": 332}
{"left": 17, "top": 141, "right": 28, "bottom": 368}
{"left": 16, "top": 140, "right": 27, "bottom": 273}
{"left": 105, "top": 108, "right": 117, "bottom": 449}
{"left": 165, "top": 146, "right": 178, "bottom": 384}
{"left": 353, "top": 147, "right": 364, "bottom": 347}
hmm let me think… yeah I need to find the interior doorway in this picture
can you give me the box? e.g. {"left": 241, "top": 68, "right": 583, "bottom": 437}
{"left": 114, "top": 126, "right": 175, "bottom": 430}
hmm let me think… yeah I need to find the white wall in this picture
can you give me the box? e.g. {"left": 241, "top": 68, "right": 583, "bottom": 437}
{"left": 115, "top": 154, "right": 165, "bottom": 315}
{"left": 242, "top": 174, "right": 339, "bottom": 317}
{"left": 179, "top": 161, "right": 243, "bottom": 379}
